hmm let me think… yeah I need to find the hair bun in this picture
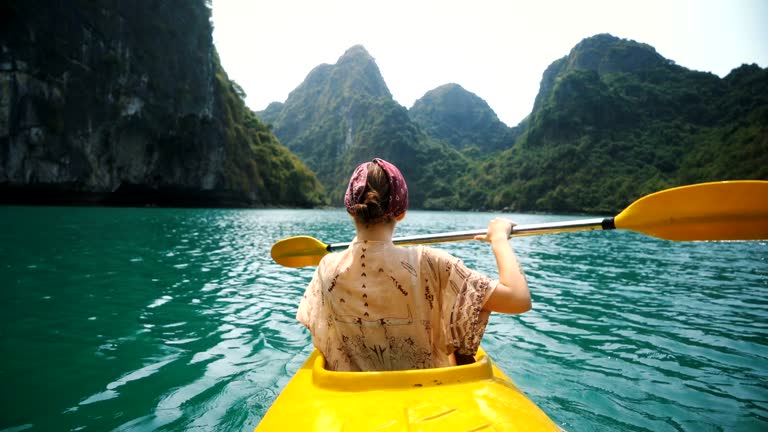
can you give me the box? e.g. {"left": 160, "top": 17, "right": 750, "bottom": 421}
{"left": 344, "top": 158, "right": 406, "bottom": 224}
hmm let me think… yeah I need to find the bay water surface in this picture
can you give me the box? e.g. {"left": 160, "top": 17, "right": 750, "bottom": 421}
{"left": 0, "top": 206, "right": 766, "bottom": 431}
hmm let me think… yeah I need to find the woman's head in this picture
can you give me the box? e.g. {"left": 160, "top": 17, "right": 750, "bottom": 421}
{"left": 344, "top": 158, "right": 408, "bottom": 225}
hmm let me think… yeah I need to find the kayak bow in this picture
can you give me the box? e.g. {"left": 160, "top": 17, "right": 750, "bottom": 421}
{"left": 255, "top": 347, "right": 563, "bottom": 431}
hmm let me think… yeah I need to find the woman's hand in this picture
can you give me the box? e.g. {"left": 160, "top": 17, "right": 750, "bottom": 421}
{"left": 474, "top": 218, "right": 516, "bottom": 243}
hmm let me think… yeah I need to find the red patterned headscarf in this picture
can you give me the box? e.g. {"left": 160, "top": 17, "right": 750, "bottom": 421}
{"left": 344, "top": 158, "right": 408, "bottom": 218}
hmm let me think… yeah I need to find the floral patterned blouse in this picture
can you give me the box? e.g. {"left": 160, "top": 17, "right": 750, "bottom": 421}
{"left": 297, "top": 239, "right": 497, "bottom": 371}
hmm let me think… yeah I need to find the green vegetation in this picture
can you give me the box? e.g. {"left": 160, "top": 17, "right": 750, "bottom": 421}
{"left": 259, "top": 46, "right": 476, "bottom": 209}
{"left": 454, "top": 37, "right": 767, "bottom": 213}
{"left": 260, "top": 35, "right": 766, "bottom": 214}
{"left": 408, "top": 83, "right": 515, "bottom": 153}
{"left": 213, "top": 59, "right": 326, "bottom": 206}
{"left": 8, "top": 2, "right": 763, "bottom": 211}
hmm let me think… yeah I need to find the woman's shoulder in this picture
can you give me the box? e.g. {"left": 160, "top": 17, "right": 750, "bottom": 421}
{"left": 419, "top": 245, "right": 460, "bottom": 264}
{"left": 317, "top": 249, "right": 347, "bottom": 270}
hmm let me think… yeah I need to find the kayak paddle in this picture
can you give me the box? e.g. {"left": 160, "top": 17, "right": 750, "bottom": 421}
{"left": 271, "top": 180, "right": 768, "bottom": 268}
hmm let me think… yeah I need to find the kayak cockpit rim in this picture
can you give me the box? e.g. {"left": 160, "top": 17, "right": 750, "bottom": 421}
{"left": 311, "top": 349, "right": 495, "bottom": 391}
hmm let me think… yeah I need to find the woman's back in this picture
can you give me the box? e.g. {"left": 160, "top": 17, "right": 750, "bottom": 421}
{"left": 297, "top": 157, "right": 530, "bottom": 372}
{"left": 297, "top": 240, "right": 496, "bottom": 371}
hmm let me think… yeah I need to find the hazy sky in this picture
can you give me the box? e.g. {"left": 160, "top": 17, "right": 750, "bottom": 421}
{"left": 211, "top": 0, "right": 767, "bottom": 127}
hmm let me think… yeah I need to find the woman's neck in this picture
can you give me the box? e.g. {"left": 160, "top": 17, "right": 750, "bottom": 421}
{"left": 354, "top": 220, "right": 397, "bottom": 242}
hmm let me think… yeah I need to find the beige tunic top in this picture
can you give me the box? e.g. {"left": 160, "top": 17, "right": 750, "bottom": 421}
{"left": 297, "top": 239, "right": 497, "bottom": 371}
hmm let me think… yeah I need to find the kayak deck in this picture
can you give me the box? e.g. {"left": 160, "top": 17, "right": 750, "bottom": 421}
{"left": 255, "top": 347, "right": 563, "bottom": 431}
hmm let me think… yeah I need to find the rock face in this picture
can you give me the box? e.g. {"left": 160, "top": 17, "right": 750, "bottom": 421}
{"left": 0, "top": 0, "right": 324, "bottom": 206}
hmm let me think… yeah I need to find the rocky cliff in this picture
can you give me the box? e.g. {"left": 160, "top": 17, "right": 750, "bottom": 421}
{"left": 0, "top": 0, "right": 325, "bottom": 206}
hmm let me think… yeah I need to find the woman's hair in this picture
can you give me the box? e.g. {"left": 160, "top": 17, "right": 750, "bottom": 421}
{"left": 345, "top": 157, "right": 408, "bottom": 224}
{"left": 348, "top": 162, "right": 392, "bottom": 225}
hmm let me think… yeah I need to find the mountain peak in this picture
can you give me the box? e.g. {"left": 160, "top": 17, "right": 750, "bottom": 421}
{"left": 567, "top": 33, "right": 667, "bottom": 74}
{"left": 533, "top": 33, "right": 671, "bottom": 111}
{"left": 338, "top": 45, "right": 373, "bottom": 62}
{"left": 256, "top": 44, "right": 396, "bottom": 163}
{"left": 429, "top": 83, "right": 469, "bottom": 95}
{"left": 409, "top": 83, "right": 511, "bottom": 152}
{"left": 414, "top": 83, "right": 490, "bottom": 111}
{"left": 326, "top": 45, "right": 391, "bottom": 99}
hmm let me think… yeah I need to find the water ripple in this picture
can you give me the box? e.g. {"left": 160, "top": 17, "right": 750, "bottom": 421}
{"left": 1, "top": 208, "right": 766, "bottom": 431}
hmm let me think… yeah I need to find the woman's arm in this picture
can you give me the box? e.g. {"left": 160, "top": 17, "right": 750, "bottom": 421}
{"left": 474, "top": 218, "right": 532, "bottom": 314}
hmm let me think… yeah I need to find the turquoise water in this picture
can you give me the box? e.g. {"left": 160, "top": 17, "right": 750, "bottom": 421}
{"left": 0, "top": 206, "right": 766, "bottom": 431}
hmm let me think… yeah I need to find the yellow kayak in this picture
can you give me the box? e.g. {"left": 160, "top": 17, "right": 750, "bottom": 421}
{"left": 255, "top": 347, "right": 564, "bottom": 431}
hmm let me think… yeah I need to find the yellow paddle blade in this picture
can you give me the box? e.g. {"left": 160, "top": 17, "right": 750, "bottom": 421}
{"left": 270, "top": 236, "right": 330, "bottom": 268}
{"left": 615, "top": 180, "right": 768, "bottom": 241}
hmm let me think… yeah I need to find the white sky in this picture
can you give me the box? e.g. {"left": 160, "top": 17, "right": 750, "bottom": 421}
{"left": 211, "top": 0, "right": 767, "bottom": 127}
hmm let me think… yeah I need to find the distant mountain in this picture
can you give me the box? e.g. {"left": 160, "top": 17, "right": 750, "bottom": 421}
{"left": 4, "top": 10, "right": 764, "bottom": 213}
{"left": 260, "top": 35, "right": 765, "bottom": 213}
{"left": 457, "top": 34, "right": 768, "bottom": 213}
{"left": 0, "top": 0, "right": 325, "bottom": 207}
{"left": 409, "top": 83, "right": 516, "bottom": 153}
{"left": 259, "top": 45, "right": 472, "bottom": 208}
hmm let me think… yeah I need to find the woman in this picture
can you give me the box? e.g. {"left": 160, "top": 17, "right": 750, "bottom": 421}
{"left": 297, "top": 158, "right": 531, "bottom": 371}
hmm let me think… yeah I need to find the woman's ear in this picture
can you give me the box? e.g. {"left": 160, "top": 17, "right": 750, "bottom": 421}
{"left": 395, "top": 211, "right": 406, "bottom": 221}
